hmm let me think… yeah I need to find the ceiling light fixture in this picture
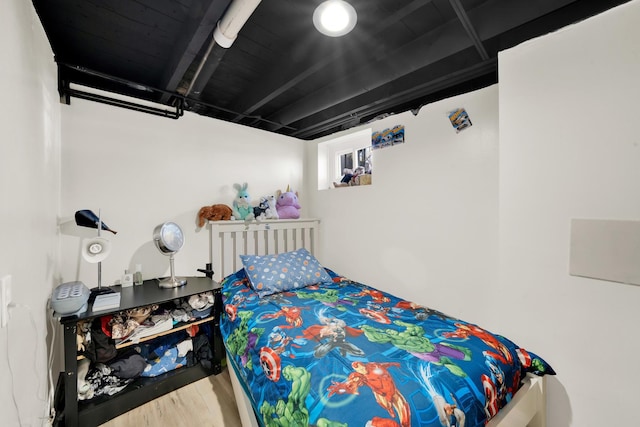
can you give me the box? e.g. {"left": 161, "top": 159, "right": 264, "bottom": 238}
{"left": 313, "top": 0, "right": 357, "bottom": 37}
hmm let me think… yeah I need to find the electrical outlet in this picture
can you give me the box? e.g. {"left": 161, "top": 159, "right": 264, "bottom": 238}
{"left": 0, "top": 275, "right": 11, "bottom": 328}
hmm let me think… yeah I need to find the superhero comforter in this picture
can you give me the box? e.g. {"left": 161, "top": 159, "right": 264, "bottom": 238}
{"left": 220, "top": 268, "right": 554, "bottom": 427}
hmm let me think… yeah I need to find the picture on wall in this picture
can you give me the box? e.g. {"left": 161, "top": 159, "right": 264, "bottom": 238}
{"left": 372, "top": 125, "right": 405, "bottom": 150}
{"left": 448, "top": 108, "right": 472, "bottom": 133}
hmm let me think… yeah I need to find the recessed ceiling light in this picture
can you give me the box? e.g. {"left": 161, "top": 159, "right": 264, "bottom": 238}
{"left": 313, "top": 0, "right": 357, "bottom": 37}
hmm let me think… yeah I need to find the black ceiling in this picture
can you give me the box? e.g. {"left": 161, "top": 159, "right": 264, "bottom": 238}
{"left": 32, "top": 0, "right": 629, "bottom": 140}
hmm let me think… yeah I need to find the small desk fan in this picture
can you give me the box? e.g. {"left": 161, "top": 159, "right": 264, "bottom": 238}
{"left": 153, "top": 221, "right": 187, "bottom": 288}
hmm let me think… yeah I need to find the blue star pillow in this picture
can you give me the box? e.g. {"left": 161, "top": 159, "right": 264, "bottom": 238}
{"left": 240, "top": 248, "right": 332, "bottom": 297}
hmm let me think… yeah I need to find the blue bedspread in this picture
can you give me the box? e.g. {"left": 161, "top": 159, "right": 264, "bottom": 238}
{"left": 220, "top": 268, "right": 554, "bottom": 427}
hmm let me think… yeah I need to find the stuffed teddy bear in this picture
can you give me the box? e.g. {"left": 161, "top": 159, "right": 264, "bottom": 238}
{"left": 253, "top": 195, "right": 279, "bottom": 220}
{"left": 276, "top": 187, "right": 301, "bottom": 219}
{"left": 197, "top": 204, "right": 232, "bottom": 227}
{"left": 232, "top": 182, "right": 255, "bottom": 221}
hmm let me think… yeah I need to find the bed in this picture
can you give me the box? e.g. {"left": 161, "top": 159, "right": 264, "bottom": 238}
{"left": 210, "top": 219, "right": 554, "bottom": 427}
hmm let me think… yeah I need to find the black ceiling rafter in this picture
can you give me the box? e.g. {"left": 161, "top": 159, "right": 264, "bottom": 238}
{"left": 181, "top": 0, "right": 265, "bottom": 105}
{"left": 34, "top": 0, "right": 635, "bottom": 141}
{"left": 291, "top": 57, "right": 497, "bottom": 139}
{"left": 263, "top": 16, "right": 481, "bottom": 132}
{"left": 228, "top": 0, "right": 436, "bottom": 124}
{"left": 158, "top": 0, "right": 231, "bottom": 104}
{"left": 262, "top": 0, "right": 586, "bottom": 134}
{"left": 448, "top": 0, "right": 489, "bottom": 61}
{"left": 298, "top": 1, "right": 620, "bottom": 140}
{"left": 293, "top": 0, "right": 635, "bottom": 140}
{"left": 184, "top": 45, "right": 224, "bottom": 98}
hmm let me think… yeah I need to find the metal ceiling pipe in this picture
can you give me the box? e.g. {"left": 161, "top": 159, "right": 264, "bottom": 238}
{"left": 186, "top": 0, "right": 262, "bottom": 96}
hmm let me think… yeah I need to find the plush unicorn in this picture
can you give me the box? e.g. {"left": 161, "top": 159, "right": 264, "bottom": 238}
{"left": 276, "top": 186, "right": 301, "bottom": 219}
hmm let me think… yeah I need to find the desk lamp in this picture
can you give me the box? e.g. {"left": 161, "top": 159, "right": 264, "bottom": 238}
{"left": 75, "top": 209, "right": 117, "bottom": 301}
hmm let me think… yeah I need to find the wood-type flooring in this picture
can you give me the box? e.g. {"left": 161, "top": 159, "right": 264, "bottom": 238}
{"left": 99, "top": 369, "right": 241, "bottom": 427}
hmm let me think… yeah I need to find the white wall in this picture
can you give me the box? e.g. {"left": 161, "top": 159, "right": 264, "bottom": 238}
{"left": 498, "top": 1, "right": 640, "bottom": 426}
{"left": 310, "top": 85, "right": 499, "bottom": 323}
{"left": 0, "top": 0, "right": 61, "bottom": 425}
{"left": 60, "top": 100, "right": 306, "bottom": 288}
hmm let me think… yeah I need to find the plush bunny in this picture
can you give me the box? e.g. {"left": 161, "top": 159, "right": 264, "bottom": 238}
{"left": 232, "top": 183, "right": 255, "bottom": 221}
{"left": 276, "top": 187, "right": 301, "bottom": 219}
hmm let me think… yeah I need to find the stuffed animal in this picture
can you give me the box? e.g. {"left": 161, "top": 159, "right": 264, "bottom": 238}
{"left": 276, "top": 187, "right": 301, "bottom": 219}
{"left": 334, "top": 168, "right": 354, "bottom": 187}
{"left": 76, "top": 319, "right": 92, "bottom": 352}
{"left": 197, "top": 204, "right": 232, "bottom": 227}
{"left": 263, "top": 195, "right": 279, "bottom": 219}
{"left": 253, "top": 195, "right": 279, "bottom": 220}
{"left": 232, "top": 183, "right": 255, "bottom": 221}
{"left": 333, "top": 166, "right": 366, "bottom": 187}
{"left": 253, "top": 197, "right": 268, "bottom": 219}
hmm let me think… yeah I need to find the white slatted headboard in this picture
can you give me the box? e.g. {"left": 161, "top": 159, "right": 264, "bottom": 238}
{"left": 208, "top": 218, "right": 320, "bottom": 282}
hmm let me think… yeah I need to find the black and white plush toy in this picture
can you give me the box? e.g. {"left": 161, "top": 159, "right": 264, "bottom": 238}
{"left": 253, "top": 195, "right": 279, "bottom": 220}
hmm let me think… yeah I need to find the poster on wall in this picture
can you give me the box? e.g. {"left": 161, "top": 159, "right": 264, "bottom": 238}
{"left": 372, "top": 125, "right": 405, "bottom": 150}
{"left": 448, "top": 108, "right": 472, "bottom": 133}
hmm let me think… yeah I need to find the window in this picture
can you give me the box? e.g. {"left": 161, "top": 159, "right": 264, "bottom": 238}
{"left": 357, "top": 146, "right": 372, "bottom": 173}
{"left": 317, "top": 128, "right": 372, "bottom": 190}
{"left": 339, "top": 151, "right": 353, "bottom": 172}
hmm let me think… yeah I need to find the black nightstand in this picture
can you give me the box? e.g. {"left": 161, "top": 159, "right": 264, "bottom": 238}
{"left": 54, "top": 277, "right": 223, "bottom": 427}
